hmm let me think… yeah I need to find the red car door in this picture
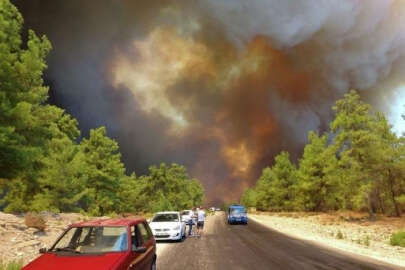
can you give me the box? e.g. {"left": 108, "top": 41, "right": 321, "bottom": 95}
{"left": 138, "top": 222, "right": 156, "bottom": 269}
{"left": 125, "top": 224, "right": 152, "bottom": 270}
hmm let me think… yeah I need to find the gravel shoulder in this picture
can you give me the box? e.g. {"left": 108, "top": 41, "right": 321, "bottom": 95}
{"left": 0, "top": 212, "right": 85, "bottom": 265}
{"left": 249, "top": 212, "right": 405, "bottom": 267}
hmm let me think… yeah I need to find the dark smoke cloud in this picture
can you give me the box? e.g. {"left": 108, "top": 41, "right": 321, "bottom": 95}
{"left": 13, "top": 0, "right": 405, "bottom": 204}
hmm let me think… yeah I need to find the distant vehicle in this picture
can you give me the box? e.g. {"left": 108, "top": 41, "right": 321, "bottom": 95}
{"left": 181, "top": 210, "right": 194, "bottom": 224}
{"left": 149, "top": 211, "right": 186, "bottom": 241}
{"left": 216, "top": 208, "right": 221, "bottom": 211}
{"left": 227, "top": 204, "right": 248, "bottom": 225}
{"left": 23, "top": 218, "right": 156, "bottom": 270}
{"left": 209, "top": 207, "right": 216, "bottom": 212}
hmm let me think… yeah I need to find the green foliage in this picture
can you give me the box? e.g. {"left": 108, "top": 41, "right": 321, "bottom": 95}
{"left": 254, "top": 152, "right": 297, "bottom": 211}
{"left": 390, "top": 231, "right": 405, "bottom": 247}
{"left": 336, "top": 230, "right": 344, "bottom": 239}
{"left": 78, "top": 127, "right": 126, "bottom": 216}
{"left": 240, "top": 188, "right": 257, "bottom": 208}
{"left": 0, "top": 0, "right": 52, "bottom": 181}
{"left": 363, "top": 235, "right": 370, "bottom": 246}
{"left": 0, "top": 0, "right": 206, "bottom": 215}
{"left": 244, "top": 90, "right": 405, "bottom": 217}
{"left": 134, "top": 163, "right": 204, "bottom": 213}
{"left": 0, "top": 260, "right": 22, "bottom": 270}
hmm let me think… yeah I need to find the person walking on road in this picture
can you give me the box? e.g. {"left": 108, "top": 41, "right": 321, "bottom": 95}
{"left": 196, "top": 206, "right": 206, "bottom": 238}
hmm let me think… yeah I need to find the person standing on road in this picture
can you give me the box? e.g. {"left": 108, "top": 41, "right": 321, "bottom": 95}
{"left": 188, "top": 208, "right": 195, "bottom": 236}
{"left": 196, "top": 206, "right": 206, "bottom": 238}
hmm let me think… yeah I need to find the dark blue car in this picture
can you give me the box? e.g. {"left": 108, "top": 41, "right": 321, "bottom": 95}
{"left": 227, "top": 205, "right": 248, "bottom": 225}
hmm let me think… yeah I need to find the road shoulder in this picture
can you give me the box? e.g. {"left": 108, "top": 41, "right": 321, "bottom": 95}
{"left": 249, "top": 213, "right": 405, "bottom": 268}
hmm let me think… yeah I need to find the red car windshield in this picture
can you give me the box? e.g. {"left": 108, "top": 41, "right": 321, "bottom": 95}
{"left": 50, "top": 226, "right": 128, "bottom": 254}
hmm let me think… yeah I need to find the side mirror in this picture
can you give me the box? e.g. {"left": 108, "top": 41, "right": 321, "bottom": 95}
{"left": 39, "top": 248, "right": 47, "bottom": 254}
{"left": 133, "top": 246, "right": 147, "bottom": 253}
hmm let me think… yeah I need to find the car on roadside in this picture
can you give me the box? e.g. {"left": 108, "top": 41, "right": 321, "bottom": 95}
{"left": 149, "top": 211, "right": 186, "bottom": 241}
{"left": 227, "top": 204, "right": 248, "bottom": 225}
{"left": 22, "top": 218, "right": 156, "bottom": 270}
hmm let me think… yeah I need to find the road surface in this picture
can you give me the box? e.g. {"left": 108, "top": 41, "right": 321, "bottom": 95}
{"left": 156, "top": 212, "right": 403, "bottom": 270}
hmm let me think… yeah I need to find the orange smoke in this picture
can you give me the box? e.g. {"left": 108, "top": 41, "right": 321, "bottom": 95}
{"left": 110, "top": 24, "right": 313, "bottom": 203}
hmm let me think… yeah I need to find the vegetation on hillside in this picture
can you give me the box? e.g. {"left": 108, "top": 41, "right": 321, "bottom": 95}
{"left": 0, "top": 0, "right": 204, "bottom": 215}
{"left": 242, "top": 91, "right": 405, "bottom": 218}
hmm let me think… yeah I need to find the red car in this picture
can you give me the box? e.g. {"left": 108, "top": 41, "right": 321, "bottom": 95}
{"left": 23, "top": 218, "right": 156, "bottom": 270}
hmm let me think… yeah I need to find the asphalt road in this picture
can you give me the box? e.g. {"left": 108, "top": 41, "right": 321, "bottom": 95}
{"left": 156, "top": 212, "right": 403, "bottom": 270}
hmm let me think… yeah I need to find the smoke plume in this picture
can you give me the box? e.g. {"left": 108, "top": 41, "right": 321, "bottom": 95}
{"left": 13, "top": 0, "right": 405, "bottom": 204}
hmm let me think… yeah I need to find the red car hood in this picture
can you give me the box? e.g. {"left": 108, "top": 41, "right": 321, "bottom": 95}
{"left": 23, "top": 252, "right": 126, "bottom": 270}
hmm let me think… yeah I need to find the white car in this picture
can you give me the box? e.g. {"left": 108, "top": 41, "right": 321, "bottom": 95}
{"left": 149, "top": 211, "right": 186, "bottom": 241}
{"left": 181, "top": 210, "right": 194, "bottom": 224}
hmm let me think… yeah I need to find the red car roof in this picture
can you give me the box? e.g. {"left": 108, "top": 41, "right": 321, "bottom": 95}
{"left": 71, "top": 217, "right": 146, "bottom": 227}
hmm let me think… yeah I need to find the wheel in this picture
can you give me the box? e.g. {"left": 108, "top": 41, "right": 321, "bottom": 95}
{"left": 150, "top": 257, "right": 156, "bottom": 270}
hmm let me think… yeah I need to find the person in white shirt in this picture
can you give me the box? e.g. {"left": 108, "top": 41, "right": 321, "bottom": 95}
{"left": 187, "top": 208, "right": 195, "bottom": 236}
{"left": 196, "top": 206, "right": 206, "bottom": 238}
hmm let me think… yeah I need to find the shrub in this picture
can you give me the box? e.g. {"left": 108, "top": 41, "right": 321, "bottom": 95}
{"left": 363, "top": 235, "right": 370, "bottom": 246}
{"left": 390, "top": 231, "right": 405, "bottom": 247}
{"left": 336, "top": 230, "right": 344, "bottom": 239}
{"left": 24, "top": 212, "right": 46, "bottom": 231}
{"left": 0, "top": 260, "right": 23, "bottom": 270}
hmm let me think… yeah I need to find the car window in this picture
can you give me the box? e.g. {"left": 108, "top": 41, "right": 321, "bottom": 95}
{"left": 131, "top": 226, "right": 142, "bottom": 249}
{"left": 51, "top": 226, "right": 128, "bottom": 253}
{"left": 152, "top": 214, "right": 179, "bottom": 222}
{"left": 138, "top": 222, "right": 153, "bottom": 243}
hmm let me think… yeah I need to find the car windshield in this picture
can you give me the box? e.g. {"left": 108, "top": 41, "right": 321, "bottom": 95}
{"left": 152, "top": 214, "right": 179, "bottom": 222}
{"left": 50, "top": 226, "right": 128, "bottom": 254}
{"left": 181, "top": 211, "right": 190, "bottom": 216}
{"left": 231, "top": 208, "right": 246, "bottom": 214}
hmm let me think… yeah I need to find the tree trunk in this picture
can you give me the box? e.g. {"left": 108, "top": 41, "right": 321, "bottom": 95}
{"left": 367, "top": 192, "right": 376, "bottom": 221}
{"left": 388, "top": 170, "right": 401, "bottom": 217}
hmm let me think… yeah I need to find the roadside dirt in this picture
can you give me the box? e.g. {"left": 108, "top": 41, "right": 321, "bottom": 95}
{"left": 0, "top": 212, "right": 87, "bottom": 265}
{"left": 249, "top": 211, "right": 405, "bottom": 267}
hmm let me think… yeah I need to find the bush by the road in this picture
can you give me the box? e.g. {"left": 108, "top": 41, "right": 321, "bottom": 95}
{"left": 390, "top": 231, "right": 405, "bottom": 247}
{"left": 0, "top": 260, "right": 22, "bottom": 270}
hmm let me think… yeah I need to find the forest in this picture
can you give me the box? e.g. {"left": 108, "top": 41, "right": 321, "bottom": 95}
{"left": 242, "top": 90, "right": 405, "bottom": 218}
{"left": 0, "top": 0, "right": 204, "bottom": 216}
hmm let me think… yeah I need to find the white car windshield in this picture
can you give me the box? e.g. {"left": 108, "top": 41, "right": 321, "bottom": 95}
{"left": 51, "top": 226, "right": 128, "bottom": 254}
{"left": 152, "top": 214, "right": 179, "bottom": 222}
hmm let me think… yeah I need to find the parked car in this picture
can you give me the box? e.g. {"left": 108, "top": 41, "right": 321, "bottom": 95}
{"left": 149, "top": 211, "right": 186, "bottom": 241}
{"left": 227, "top": 204, "right": 248, "bottom": 225}
{"left": 23, "top": 218, "right": 156, "bottom": 270}
{"left": 180, "top": 210, "right": 194, "bottom": 225}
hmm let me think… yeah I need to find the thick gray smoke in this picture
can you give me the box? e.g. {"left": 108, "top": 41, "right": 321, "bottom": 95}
{"left": 202, "top": 0, "right": 405, "bottom": 90}
{"left": 13, "top": 0, "right": 405, "bottom": 204}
